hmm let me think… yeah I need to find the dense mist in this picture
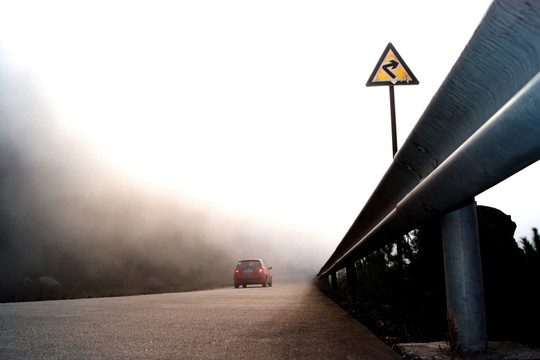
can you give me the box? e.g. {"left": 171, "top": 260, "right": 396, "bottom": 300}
{"left": 0, "top": 59, "right": 324, "bottom": 302}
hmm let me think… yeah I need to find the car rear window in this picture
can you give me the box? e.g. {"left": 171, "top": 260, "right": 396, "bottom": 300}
{"left": 237, "top": 260, "right": 261, "bottom": 268}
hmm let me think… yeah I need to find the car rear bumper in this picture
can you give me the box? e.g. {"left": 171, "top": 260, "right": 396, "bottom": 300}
{"left": 235, "top": 279, "right": 264, "bottom": 285}
{"left": 234, "top": 274, "right": 266, "bottom": 284}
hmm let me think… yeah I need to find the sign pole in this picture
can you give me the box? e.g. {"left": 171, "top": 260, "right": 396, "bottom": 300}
{"left": 389, "top": 85, "right": 398, "bottom": 157}
{"left": 366, "top": 43, "right": 419, "bottom": 158}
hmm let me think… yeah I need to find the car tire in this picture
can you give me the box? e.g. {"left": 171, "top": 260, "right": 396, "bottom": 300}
{"left": 242, "top": 284, "right": 247, "bottom": 288}
{"left": 234, "top": 283, "right": 239, "bottom": 288}
{"left": 269, "top": 281, "right": 272, "bottom": 287}
{"left": 262, "top": 278, "right": 267, "bottom": 287}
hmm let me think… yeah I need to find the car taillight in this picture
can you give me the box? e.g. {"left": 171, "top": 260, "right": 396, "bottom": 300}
{"left": 235, "top": 269, "right": 239, "bottom": 273}
{"left": 258, "top": 268, "right": 263, "bottom": 273}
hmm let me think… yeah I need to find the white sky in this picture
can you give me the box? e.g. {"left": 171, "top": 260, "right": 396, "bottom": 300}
{"left": 0, "top": 0, "right": 538, "bottom": 250}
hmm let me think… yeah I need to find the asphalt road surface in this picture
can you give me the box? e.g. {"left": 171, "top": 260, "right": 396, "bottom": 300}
{"left": 0, "top": 279, "right": 400, "bottom": 359}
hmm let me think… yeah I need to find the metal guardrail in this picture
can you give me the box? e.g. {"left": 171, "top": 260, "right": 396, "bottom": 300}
{"left": 317, "top": 0, "right": 540, "bottom": 279}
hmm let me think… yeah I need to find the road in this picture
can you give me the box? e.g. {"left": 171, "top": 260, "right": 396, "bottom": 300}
{"left": 0, "top": 280, "right": 400, "bottom": 359}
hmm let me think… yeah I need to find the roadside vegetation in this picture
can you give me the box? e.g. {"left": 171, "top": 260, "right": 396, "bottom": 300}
{"left": 320, "top": 206, "right": 540, "bottom": 348}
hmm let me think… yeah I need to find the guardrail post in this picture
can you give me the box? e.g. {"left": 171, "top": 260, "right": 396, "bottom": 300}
{"left": 318, "top": 275, "right": 330, "bottom": 293}
{"left": 440, "top": 198, "right": 487, "bottom": 353}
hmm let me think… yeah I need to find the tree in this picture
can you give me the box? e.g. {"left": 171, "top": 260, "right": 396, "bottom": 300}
{"left": 520, "top": 227, "right": 540, "bottom": 266}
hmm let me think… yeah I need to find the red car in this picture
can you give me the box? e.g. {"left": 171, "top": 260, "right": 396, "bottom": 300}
{"left": 234, "top": 259, "right": 273, "bottom": 288}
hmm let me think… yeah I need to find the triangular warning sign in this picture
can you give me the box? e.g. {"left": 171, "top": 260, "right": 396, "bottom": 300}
{"left": 366, "top": 43, "right": 419, "bottom": 86}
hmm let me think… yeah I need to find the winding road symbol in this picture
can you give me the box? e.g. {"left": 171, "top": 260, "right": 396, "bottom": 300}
{"left": 382, "top": 59, "right": 399, "bottom": 79}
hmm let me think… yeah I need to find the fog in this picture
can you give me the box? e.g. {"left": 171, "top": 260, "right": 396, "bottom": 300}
{"left": 0, "top": 65, "right": 325, "bottom": 302}
{"left": 2, "top": 0, "right": 537, "bottom": 302}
